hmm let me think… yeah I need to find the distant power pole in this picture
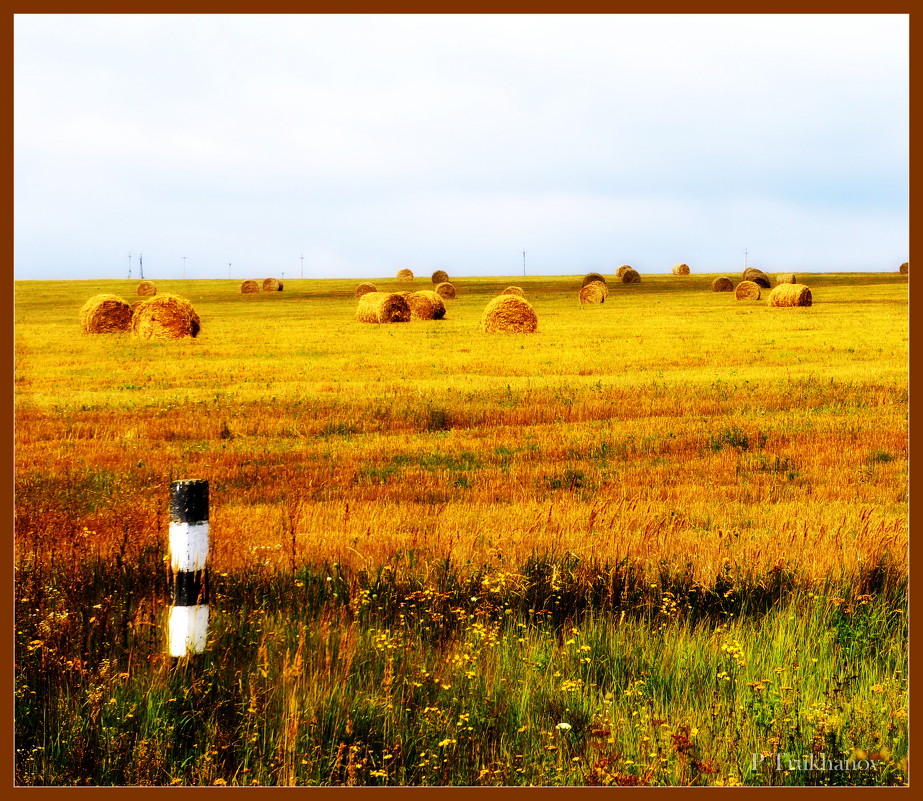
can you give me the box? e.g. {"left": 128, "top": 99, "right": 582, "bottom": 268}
{"left": 128, "top": 252, "right": 132, "bottom": 279}
{"left": 523, "top": 250, "right": 526, "bottom": 276}
{"left": 300, "top": 254, "right": 304, "bottom": 279}
{"left": 744, "top": 249, "right": 749, "bottom": 269}
{"left": 182, "top": 256, "right": 187, "bottom": 279}
{"left": 139, "top": 253, "right": 144, "bottom": 280}
{"left": 228, "top": 263, "right": 232, "bottom": 279}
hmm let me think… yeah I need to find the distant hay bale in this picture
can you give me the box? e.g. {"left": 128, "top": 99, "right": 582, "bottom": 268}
{"left": 431, "top": 269, "right": 449, "bottom": 284}
{"left": 262, "top": 278, "right": 283, "bottom": 292}
{"left": 131, "top": 293, "right": 201, "bottom": 340}
{"left": 481, "top": 294, "right": 538, "bottom": 333}
{"left": 435, "top": 281, "right": 456, "bottom": 299}
{"left": 355, "top": 282, "right": 377, "bottom": 298}
{"left": 241, "top": 280, "right": 260, "bottom": 294}
{"left": 581, "top": 272, "right": 607, "bottom": 288}
{"left": 620, "top": 269, "right": 640, "bottom": 284}
{"left": 356, "top": 291, "right": 411, "bottom": 323}
{"left": 502, "top": 286, "right": 526, "bottom": 298}
{"left": 712, "top": 277, "right": 734, "bottom": 292}
{"left": 735, "top": 280, "right": 761, "bottom": 301}
{"left": 900, "top": 262, "right": 909, "bottom": 274}
{"left": 80, "top": 294, "right": 133, "bottom": 333}
{"left": 403, "top": 290, "right": 447, "bottom": 320}
{"left": 775, "top": 273, "right": 797, "bottom": 285}
{"left": 769, "top": 283, "right": 813, "bottom": 307}
{"left": 397, "top": 268, "right": 414, "bottom": 281}
{"left": 137, "top": 281, "right": 157, "bottom": 297}
{"left": 672, "top": 263, "right": 691, "bottom": 275}
{"left": 579, "top": 282, "right": 607, "bottom": 304}
{"left": 615, "top": 265, "right": 633, "bottom": 278}
{"left": 742, "top": 268, "right": 771, "bottom": 288}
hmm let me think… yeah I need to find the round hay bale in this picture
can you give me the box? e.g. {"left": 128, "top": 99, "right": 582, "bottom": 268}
{"left": 615, "top": 264, "right": 633, "bottom": 278}
{"left": 355, "top": 282, "right": 377, "bottom": 298}
{"left": 435, "top": 281, "right": 456, "bottom": 299}
{"left": 80, "top": 294, "right": 133, "bottom": 333}
{"left": 137, "top": 281, "right": 157, "bottom": 297}
{"left": 768, "top": 283, "right": 812, "bottom": 307}
{"left": 712, "top": 277, "right": 734, "bottom": 292}
{"left": 131, "top": 293, "right": 201, "bottom": 340}
{"left": 403, "top": 290, "right": 446, "bottom": 320}
{"left": 356, "top": 291, "right": 411, "bottom": 323}
{"left": 262, "top": 278, "right": 283, "bottom": 292}
{"left": 579, "top": 282, "right": 607, "bottom": 304}
{"left": 900, "top": 262, "right": 909, "bottom": 274}
{"left": 431, "top": 269, "right": 449, "bottom": 284}
{"left": 396, "top": 268, "right": 414, "bottom": 281}
{"left": 774, "top": 273, "right": 797, "bottom": 285}
{"left": 742, "top": 268, "right": 771, "bottom": 288}
{"left": 241, "top": 280, "right": 260, "bottom": 294}
{"left": 620, "top": 269, "right": 641, "bottom": 284}
{"left": 481, "top": 294, "right": 537, "bottom": 333}
{"left": 502, "top": 286, "right": 526, "bottom": 298}
{"left": 735, "top": 280, "right": 761, "bottom": 301}
{"left": 581, "top": 272, "right": 607, "bottom": 288}
{"left": 672, "top": 263, "right": 691, "bottom": 275}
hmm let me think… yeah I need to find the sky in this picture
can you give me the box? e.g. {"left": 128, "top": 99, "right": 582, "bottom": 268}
{"left": 14, "top": 13, "right": 909, "bottom": 281}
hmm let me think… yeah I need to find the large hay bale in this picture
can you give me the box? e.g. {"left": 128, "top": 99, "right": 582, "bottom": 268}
{"left": 768, "top": 283, "right": 812, "bottom": 307}
{"left": 735, "top": 280, "right": 761, "bottom": 300}
{"left": 355, "top": 282, "right": 377, "bottom": 298}
{"left": 397, "top": 268, "right": 414, "bottom": 281}
{"left": 502, "top": 286, "right": 526, "bottom": 298}
{"left": 431, "top": 269, "right": 449, "bottom": 284}
{"left": 356, "top": 291, "right": 411, "bottom": 323}
{"left": 775, "top": 273, "right": 797, "bottom": 285}
{"left": 435, "top": 282, "right": 456, "bottom": 299}
{"left": 481, "top": 294, "right": 537, "bottom": 333}
{"left": 262, "top": 278, "right": 283, "bottom": 292}
{"left": 579, "top": 281, "right": 607, "bottom": 304}
{"left": 672, "top": 263, "right": 691, "bottom": 275}
{"left": 581, "top": 272, "right": 607, "bottom": 288}
{"left": 241, "top": 280, "right": 260, "bottom": 294}
{"left": 900, "top": 262, "right": 909, "bottom": 274}
{"left": 131, "top": 293, "right": 201, "bottom": 340}
{"left": 615, "top": 264, "right": 633, "bottom": 278}
{"left": 403, "top": 290, "right": 447, "bottom": 320}
{"left": 80, "top": 294, "right": 133, "bottom": 333}
{"left": 712, "top": 277, "right": 734, "bottom": 292}
{"left": 137, "top": 281, "right": 157, "bottom": 297}
{"left": 620, "top": 269, "right": 641, "bottom": 284}
{"left": 742, "top": 268, "right": 771, "bottom": 288}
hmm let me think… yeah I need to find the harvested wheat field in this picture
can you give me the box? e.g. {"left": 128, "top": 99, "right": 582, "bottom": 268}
{"left": 481, "top": 293, "right": 538, "bottom": 333}
{"left": 579, "top": 281, "right": 607, "bottom": 304}
{"left": 615, "top": 264, "right": 633, "bottom": 278}
{"left": 431, "top": 269, "right": 449, "bottom": 284}
{"left": 356, "top": 291, "right": 411, "bottom": 323}
{"left": 712, "top": 277, "right": 734, "bottom": 292}
{"left": 355, "top": 282, "right": 377, "bottom": 298}
{"left": 736, "top": 280, "right": 761, "bottom": 300}
{"left": 403, "top": 290, "right": 446, "bottom": 320}
{"left": 742, "top": 268, "right": 771, "bottom": 288}
{"left": 501, "top": 286, "right": 526, "bottom": 297}
{"left": 130, "top": 293, "right": 201, "bottom": 339}
{"left": 241, "top": 280, "right": 260, "bottom": 294}
{"left": 397, "top": 268, "right": 414, "bottom": 281}
{"left": 136, "top": 281, "right": 156, "bottom": 297}
{"left": 581, "top": 272, "right": 607, "bottom": 287}
{"left": 620, "top": 268, "right": 641, "bottom": 283}
{"left": 768, "top": 283, "right": 813, "bottom": 307}
{"left": 672, "top": 263, "right": 691, "bottom": 275}
{"left": 262, "top": 278, "right": 283, "bottom": 292}
{"left": 775, "top": 273, "right": 797, "bottom": 285}
{"left": 79, "top": 294, "right": 133, "bottom": 333}
{"left": 434, "top": 281, "right": 456, "bottom": 299}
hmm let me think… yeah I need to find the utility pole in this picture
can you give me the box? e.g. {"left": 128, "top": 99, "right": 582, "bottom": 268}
{"left": 128, "top": 252, "right": 132, "bottom": 279}
{"left": 139, "top": 253, "right": 144, "bottom": 280}
{"left": 523, "top": 250, "right": 526, "bottom": 276}
{"left": 182, "top": 256, "right": 187, "bottom": 279}
{"left": 300, "top": 254, "right": 304, "bottom": 279}
{"left": 228, "top": 263, "right": 232, "bottom": 279}
{"left": 744, "top": 249, "right": 749, "bottom": 269}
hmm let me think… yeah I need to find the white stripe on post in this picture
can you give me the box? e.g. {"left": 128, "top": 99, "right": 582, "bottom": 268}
{"left": 168, "top": 479, "right": 210, "bottom": 657}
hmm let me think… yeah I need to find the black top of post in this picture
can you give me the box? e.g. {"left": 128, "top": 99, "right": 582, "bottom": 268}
{"left": 170, "top": 479, "right": 209, "bottom": 524}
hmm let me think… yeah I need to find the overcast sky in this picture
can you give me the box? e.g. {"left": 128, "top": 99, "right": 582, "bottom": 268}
{"left": 14, "top": 13, "right": 909, "bottom": 281}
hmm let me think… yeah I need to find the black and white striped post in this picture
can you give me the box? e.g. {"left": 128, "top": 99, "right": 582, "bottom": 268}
{"left": 168, "top": 479, "right": 210, "bottom": 657}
